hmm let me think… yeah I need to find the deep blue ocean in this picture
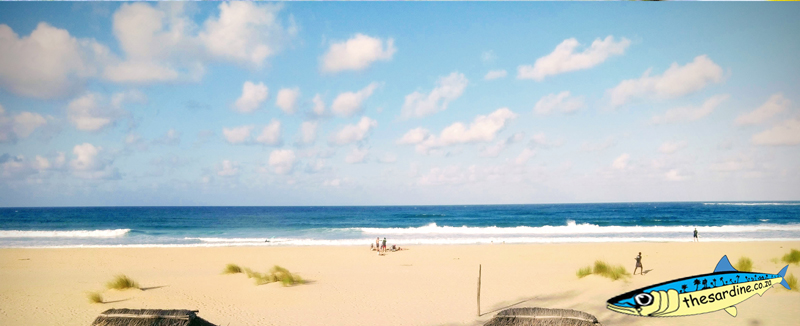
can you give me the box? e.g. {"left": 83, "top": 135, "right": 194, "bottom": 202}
{"left": 1, "top": 202, "right": 799, "bottom": 248}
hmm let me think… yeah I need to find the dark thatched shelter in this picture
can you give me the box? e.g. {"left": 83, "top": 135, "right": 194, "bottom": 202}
{"left": 91, "top": 309, "right": 217, "bottom": 326}
{"left": 484, "top": 307, "right": 602, "bottom": 326}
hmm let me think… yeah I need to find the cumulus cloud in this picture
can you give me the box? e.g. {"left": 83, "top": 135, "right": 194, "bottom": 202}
{"left": 0, "top": 22, "right": 107, "bottom": 98}
{"left": 330, "top": 117, "right": 378, "bottom": 145}
{"left": 217, "top": 160, "right": 239, "bottom": 177}
{"left": 735, "top": 93, "right": 790, "bottom": 126}
{"left": 515, "top": 148, "right": 536, "bottom": 165}
{"left": 275, "top": 87, "right": 300, "bottom": 114}
{"left": 751, "top": 117, "right": 800, "bottom": 146}
{"left": 222, "top": 125, "right": 254, "bottom": 144}
{"left": 299, "top": 121, "right": 318, "bottom": 144}
{"left": 398, "top": 108, "right": 517, "bottom": 154}
{"left": 70, "top": 143, "right": 119, "bottom": 179}
{"left": 608, "top": 55, "right": 724, "bottom": 107}
{"left": 658, "top": 141, "right": 687, "bottom": 154}
{"left": 0, "top": 105, "right": 48, "bottom": 142}
{"left": 533, "top": 91, "right": 584, "bottom": 115}
{"left": 402, "top": 72, "right": 468, "bottom": 118}
{"left": 517, "top": 36, "right": 630, "bottom": 81}
{"left": 484, "top": 70, "right": 507, "bottom": 80}
{"left": 331, "top": 83, "right": 379, "bottom": 117}
{"left": 234, "top": 81, "right": 268, "bottom": 113}
{"left": 321, "top": 34, "right": 396, "bottom": 73}
{"left": 256, "top": 120, "right": 282, "bottom": 145}
{"left": 200, "top": 2, "right": 296, "bottom": 67}
{"left": 345, "top": 147, "right": 369, "bottom": 164}
{"left": 67, "top": 91, "right": 145, "bottom": 131}
{"left": 480, "top": 132, "right": 525, "bottom": 157}
{"left": 269, "top": 149, "right": 296, "bottom": 174}
{"left": 651, "top": 94, "right": 729, "bottom": 124}
{"left": 612, "top": 153, "right": 630, "bottom": 170}
{"left": 312, "top": 94, "right": 326, "bottom": 115}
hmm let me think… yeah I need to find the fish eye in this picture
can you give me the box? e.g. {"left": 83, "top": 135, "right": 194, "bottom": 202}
{"left": 634, "top": 293, "right": 653, "bottom": 306}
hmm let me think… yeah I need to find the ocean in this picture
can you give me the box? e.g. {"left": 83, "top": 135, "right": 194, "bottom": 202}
{"left": 1, "top": 202, "right": 799, "bottom": 248}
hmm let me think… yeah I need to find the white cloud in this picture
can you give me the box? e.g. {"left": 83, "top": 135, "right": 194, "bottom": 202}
{"left": 515, "top": 148, "right": 536, "bottom": 165}
{"left": 751, "top": 117, "right": 800, "bottom": 146}
{"left": 299, "top": 121, "right": 318, "bottom": 144}
{"left": 255, "top": 119, "right": 281, "bottom": 145}
{"left": 217, "top": 160, "right": 239, "bottom": 177}
{"left": 321, "top": 34, "right": 396, "bottom": 73}
{"left": 330, "top": 117, "right": 378, "bottom": 145}
{"left": 417, "top": 165, "right": 477, "bottom": 186}
{"left": 312, "top": 94, "right": 326, "bottom": 115}
{"left": 665, "top": 169, "right": 689, "bottom": 181}
{"left": 200, "top": 2, "right": 296, "bottom": 67}
{"left": 70, "top": 143, "right": 119, "bottom": 179}
{"left": 345, "top": 147, "right": 369, "bottom": 164}
{"left": 651, "top": 94, "right": 729, "bottom": 124}
{"left": 331, "top": 83, "right": 379, "bottom": 117}
{"left": 480, "top": 132, "right": 525, "bottom": 157}
{"left": 398, "top": 108, "right": 517, "bottom": 154}
{"left": 275, "top": 87, "right": 300, "bottom": 114}
{"left": 222, "top": 125, "right": 253, "bottom": 144}
{"left": 517, "top": 36, "right": 630, "bottom": 81}
{"left": 269, "top": 149, "right": 297, "bottom": 174}
{"left": 658, "top": 141, "right": 687, "bottom": 154}
{"left": 67, "top": 94, "right": 116, "bottom": 131}
{"left": 0, "top": 106, "right": 47, "bottom": 142}
{"left": 481, "top": 50, "right": 497, "bottom": 63}
{"left": 234, "top": 81, "right": 268, "bottom": 113}
{"left": 0, "top": 22, "right": 107, "bottom": 98}
{"left": 484, "top": 70, "right": 507, "bottom": 80}
{"left": 533, "top": 91, "right": 584, "bottom": 115}
{"left": 735, "top": 93, "right": 790, "bottom": 126}
{"left": 710, "top": 155, "right": 754, "bottom": 172}
{"left": 154, "top": 129, "right": 181, "bottom": 146}
{"left": 402, "top": 72, "right": 468, "bottom": 118}
{"left": 612, "top": 153, "right": 630, "bottom": 170}
{"left": 608, "top": 55, "right": 724, "bottom": 107}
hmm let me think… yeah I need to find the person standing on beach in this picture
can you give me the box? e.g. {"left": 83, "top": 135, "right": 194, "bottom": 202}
{"left": 693, "top": 228, "right": 699, "bottom": 242}
{"left": 634, "top": 252, "right": 643, "bottom": 275}
{"left": 381, "top": 237, "right": 387, "bottom": 254}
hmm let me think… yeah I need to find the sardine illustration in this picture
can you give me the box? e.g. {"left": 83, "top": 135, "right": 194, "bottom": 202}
{"left": 607, "top": 255, "right": 790, "bottom": 317}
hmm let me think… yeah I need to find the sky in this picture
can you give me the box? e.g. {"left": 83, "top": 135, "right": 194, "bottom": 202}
{"left": 1, "top": 2, "right": 799, "bottom": 207}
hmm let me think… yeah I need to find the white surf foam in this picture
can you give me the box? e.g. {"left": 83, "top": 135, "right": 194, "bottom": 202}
{"left": 703, "top": 202, "right": 800, "bottom": 206}
{"left": 356, "top": 222, "right": 800, "bottom": 235}
{"left": 0, "top": 229, "right": 131, "bottom": 238}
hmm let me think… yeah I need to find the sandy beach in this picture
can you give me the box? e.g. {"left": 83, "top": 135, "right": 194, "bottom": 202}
{"left": 1, "top": 241, "right": 799, "bottom": 326}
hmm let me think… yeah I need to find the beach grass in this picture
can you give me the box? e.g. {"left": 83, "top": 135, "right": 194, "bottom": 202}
{"left": 238, "top": 265, "right": 303, "bottom": 286}
{"left": 223, "top": 263, "right": 243, "bottom": 274}
{"left": 105, "top": 274, "right": 139, "bottom": 290}
{"left": 785, "top": 273, "right": 798, "bottom": 292}
{"left": 576, "top": 266, "right": 592, "bottom": 278}
{"left": 735, "top": 257, "right": 753, "bottom": 272}
{"left": 87, "top": 291, "right": 103, "bottom": 304}
{"left": 782, "top": 249, "right": 800, "bottom": 265}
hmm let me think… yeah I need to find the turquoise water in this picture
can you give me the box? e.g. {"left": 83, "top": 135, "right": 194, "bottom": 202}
{"left": 1, "top": 202, "right": 799, "bottom": 247}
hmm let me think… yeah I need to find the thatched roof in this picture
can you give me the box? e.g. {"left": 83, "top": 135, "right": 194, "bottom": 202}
{"left": 91, "top": 309, "right": 217, "bottom": 326}
{"left": 483, "top": 307, "right": 602, "bottom": 326}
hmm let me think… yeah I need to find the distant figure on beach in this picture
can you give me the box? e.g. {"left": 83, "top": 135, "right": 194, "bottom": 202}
{"left": 634, "top": 252, "right": 643, "bottom": 275}
{"left": 381, "top": 237, "right": 387, "bottom": 253}
{"left": 376, "top": 237, "right": 380, "bottom": 249}
{"left": 693, "top": 228, "right": 699, "bottom": 242}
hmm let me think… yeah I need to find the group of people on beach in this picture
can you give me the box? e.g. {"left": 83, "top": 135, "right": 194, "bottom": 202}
{"left": 371, "top": 237, "right": 404, "bottom": 255}
{"left": 633, "top": 228, "right": 700, "bottom": 275}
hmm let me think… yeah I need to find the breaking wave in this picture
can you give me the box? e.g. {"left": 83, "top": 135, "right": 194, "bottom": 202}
{"left": 703, "top": 202, "right": 800, "bottom": 206}
{"left": 356, "top": 222, "right": 800, "bottom": 235}
{"left": 0, "top": 229, "right": 131, "bottom": 238}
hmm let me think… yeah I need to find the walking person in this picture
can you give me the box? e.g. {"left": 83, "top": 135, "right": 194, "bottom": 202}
{"left": 693, "top": 228, "right": 699, "bottom": 242}
{"left": 634, "top": 252, "right": 643, "bottom": 275}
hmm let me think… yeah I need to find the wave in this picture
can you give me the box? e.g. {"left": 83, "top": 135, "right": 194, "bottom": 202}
{"left": 703, "top": 202, "right": 800, "bottom": 206}
{"left": 356, "top": 222, "right": 800, "bottom": 235}
{"left": 0, "top": 229, "right": 131, "bottom": 238}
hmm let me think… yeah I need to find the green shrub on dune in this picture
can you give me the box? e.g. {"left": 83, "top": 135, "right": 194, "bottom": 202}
{"left": 87, "top": 291, "right": 103, "bottom": 304}
{"left": 223, "top": 263, "right": 243, "bottom": 274}
{"left": 785, "top": 273, "right": 798, "bottom": 292}
{"left": 576, "top": 261, "right": 630, "bottom": 281}
{"left": 576, "top": 266, "right": 592, "bottom": 278}
{"left": 233, "top": 264, "right": 304, "bottom": 286}
{"left": 735, "top": 257, "right": 753, "bottom": 272}
{"left": 783, "top": 249, "right": 800, "bottom": 265}
{"left": 106, "top": 275, "right": 139, "bottom": 290}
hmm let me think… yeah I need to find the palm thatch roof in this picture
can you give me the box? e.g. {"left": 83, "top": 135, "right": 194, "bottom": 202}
{"left": 91, "top": 309, "right": 217, "bottom": 326}
{"left": 484, "top": 307, "right": 602, "bottom": 326}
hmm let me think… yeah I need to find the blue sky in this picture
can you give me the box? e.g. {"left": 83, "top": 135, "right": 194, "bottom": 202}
{"left": 1, "top": 2, "right": 799, "bottom": 206}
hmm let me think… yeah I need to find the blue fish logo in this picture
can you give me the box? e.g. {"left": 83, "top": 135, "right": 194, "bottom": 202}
{"left": 607, "top": 255, "right": 790, "bottom": 317}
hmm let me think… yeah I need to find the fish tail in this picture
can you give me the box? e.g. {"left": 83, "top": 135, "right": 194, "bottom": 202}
{"left": 777, "top": 265, "right": 791, "bottom": 290}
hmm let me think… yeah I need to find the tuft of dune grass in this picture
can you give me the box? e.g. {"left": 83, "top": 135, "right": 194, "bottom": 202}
{"left": 223, "top": 263, "right": 243, "bottom": 274}
{"left": 87, "top": 291, "right": 103, "bottom": 304}
{"left": 234, "top": 264, "right": 304, "bottom": 286}
{"left": 735, "top": 257, "right": 753, "bottom": 272}
{"left": 106, "top": 274, "right": 139, "bottom": 290}
{"left": 785, "top": 273, "right": 798, "bottom": 292}
{"left": 576, "top": 266, "right": 592, "bottom": 278}
{"left": 783, "top": 249, "right": 800, "bottom": 265}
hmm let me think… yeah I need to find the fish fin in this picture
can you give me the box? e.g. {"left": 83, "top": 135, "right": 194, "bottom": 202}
{"left": 713, "top": 255, "right": 737, "bottom": 273}
{"left": 777, "top": 265, "right": 791, "bottom": 290}
{"left": 724, "top": 306, "right": 737, "bottom": 317}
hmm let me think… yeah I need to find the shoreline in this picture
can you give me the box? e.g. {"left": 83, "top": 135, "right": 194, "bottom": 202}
{"left": 2, "top": 241, "right": 799, "bottom": 326}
